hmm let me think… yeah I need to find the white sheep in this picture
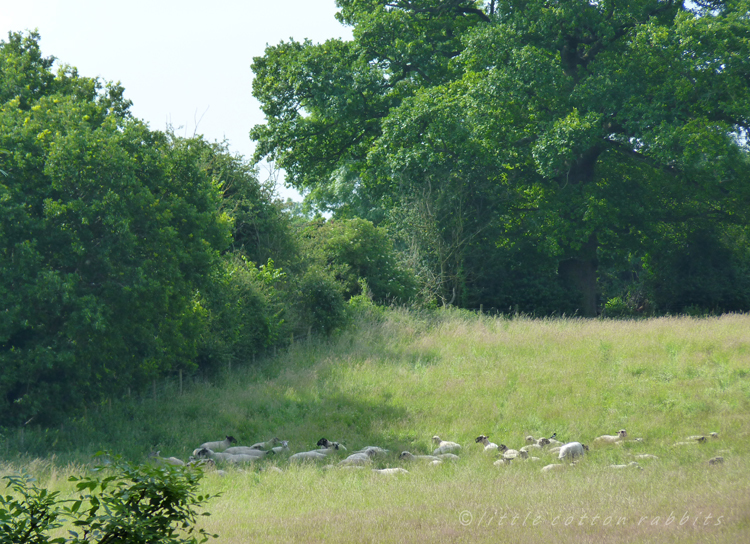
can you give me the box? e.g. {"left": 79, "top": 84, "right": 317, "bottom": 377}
{"left": 593, "top": 429, "right": 627, "bottom": 445}
{"left": 339, "top": 450, "right": 377, "bottom": 466}
{"left": 609, "top": 461, "right": 643, "bottom": 470}
{"left": 540, "top": 463, "right": 567, "bottom": 472}
{"left": 475, "top": 435, "right": 499, "bottom": 451}
{"left": 197, "top": 435, "right": 237, "bottom": 453}
{"left": 399, "top": 451, "right": 442, "bottom": 463}
{"left": 631, "top": 454, "right": 659, "bottom": 460}
{"left": 249, "top": 437, "right": 281, "bottom": 450}
{"left": 225, "top": 446, "right": 274, "bottom": 455}
{"left": 432, "top": 436, "right": 461, "bottom": 455}
{"left": 150, "top": 451, "right": 185, "bottom": 466}
{"left": 355, "top": 446, "right": 389, "bottom": 456}
{"left": 271, "top": 441, "right": 290, "bottom": 454}
{"left": 289, "top": 451, "right": 329, "bottom": 462}
{"left": 673, "top": 436, "right": 708, "bottom": 446}
{"left": 317, "top": 438, "right": 347, "bottom": 451}
{"left": 373, "top": 468, "right": 409, "bottom": 475}
{"left": 558, "top": 442, "right": 588, "bottom": 460}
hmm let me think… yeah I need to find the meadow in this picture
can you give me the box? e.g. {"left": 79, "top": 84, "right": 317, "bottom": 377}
{"left": 2, "top": 309, "right": 750, "bottom": 543}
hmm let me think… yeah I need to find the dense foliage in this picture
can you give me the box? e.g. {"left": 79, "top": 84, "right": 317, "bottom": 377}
{"left": 0, "top": 457, "right": 216, "bottom": 543}
{"left": 251, "top": 0, "right": 750, "bottom": 315}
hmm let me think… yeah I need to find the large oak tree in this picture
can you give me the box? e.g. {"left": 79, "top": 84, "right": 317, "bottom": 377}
{"left": 251, "top": 0, "right": 750, "bottom": 315}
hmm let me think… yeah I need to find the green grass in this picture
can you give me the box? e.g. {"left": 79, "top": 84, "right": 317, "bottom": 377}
{"left": 3, "top": 309, "right": 750, "bottom": 542}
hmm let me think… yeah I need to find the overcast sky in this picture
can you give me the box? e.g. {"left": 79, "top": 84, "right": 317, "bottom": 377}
{"left": 0, "top": 0, "right": 352, "bottom": 201}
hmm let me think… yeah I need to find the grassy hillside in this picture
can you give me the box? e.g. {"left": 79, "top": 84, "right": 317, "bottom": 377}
{"left": 3, "top": 309, "right": 750, "bottom": 542}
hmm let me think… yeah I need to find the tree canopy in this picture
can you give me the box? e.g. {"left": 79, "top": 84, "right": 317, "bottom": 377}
{"left": 251, "top": 0, "right": 750, "bottom": 315}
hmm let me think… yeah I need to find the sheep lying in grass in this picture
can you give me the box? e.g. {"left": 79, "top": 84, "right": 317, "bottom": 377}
{"left": 150, "top": 451, "right": 185, "bottom": 466}
{"left": 196, "top": 447, "right": 274, "bottom": 463}
{"left": 339, "top": 450, "right": 377, "bottom": 466}
{"left": 355, "top": 446, "right": 389, "bottom": 456}
{"left": 673, "top": 436, "right": 708, "bottom": 446}
{"left": 541, "top": 463, "right": 568, "bottom": 472}
{"left": 475, "top": 435, "right": 499, "bottom": 451}
{"left": 631, "top": 454, "right": 659, "bottom": 460}
{"left": 609, "top": 461, "right": 643, "bottom": 470}
{"left": 708, "top": 456, "right": 724, "bottom": 465}
{"left": 432, "top": 436, "right": 461, "bottom": 455}
{"left": 593, "top": 430, "right": 627, "bottom": 445}
{"left": 289, "top": 451, "right": 329, "bottom": 462}
{"left": 373, "top": 468, "right": 409, "bottom": 475}
{"left": 249, "top": 437, "right": 281, "bottom": 450}
{"left": 558, "top": 442, "right": 588, "bottom": 460}
{"left": 318, "top": 438, "right": 347, "bottom": 451}
{"left": 687, "top": 432, "right": 719, "bottom": 441}
{"left": 399, "top": 451, "right": 442, "bottom": 463}
{"left": 198, "top": 435, "right": 237, "bottom": 452}
{"left": 271, "top": 441, "right": 290, "bottom": 454}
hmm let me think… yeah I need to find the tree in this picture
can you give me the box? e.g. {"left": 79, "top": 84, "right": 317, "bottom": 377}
{"left": 0, "top": 32, "right": 232, "bottom": 425}
{"left": 251, "top": 0, "right": 750, "bottom": 315}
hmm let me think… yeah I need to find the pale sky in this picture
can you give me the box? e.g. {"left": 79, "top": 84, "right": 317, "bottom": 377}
{"left": 0, "top": 0, "right": 352, "bottom": 201}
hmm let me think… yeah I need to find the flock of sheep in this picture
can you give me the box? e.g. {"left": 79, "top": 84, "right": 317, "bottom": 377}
{"left": 150, "top": 428, "right": 725, "bottom": 475}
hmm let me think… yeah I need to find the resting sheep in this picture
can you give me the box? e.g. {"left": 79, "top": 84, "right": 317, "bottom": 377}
{"left": 318, "top": 438, "right": 347, "bottom": 451}
{"left": 196, "top": 436, "right": 237, "bottom": 454}
{"left": 399, "top": 451, "right": 441, "bottom": 463}
{"left": 432, "top": 436, "right": 461, "bottom": 455}
{"left": 475, "top": 435, "right": 499, "bottom": 451}
{"left": 609, "top": 461, "right": 643, "bottom": 470}
{"left": 150, "top": 451, "right": 185, "bottom": 466}
{"left": 289, "top": 451, "right": 329, "bottom": 462}
{"left": 558, "top": 442, "right": 588, "bottom": 460}
{"left": 249, "top": 437, "right": 281, "bottom": 450}
{"left": 593, "top": 430, "right": 627, "bottom": 445}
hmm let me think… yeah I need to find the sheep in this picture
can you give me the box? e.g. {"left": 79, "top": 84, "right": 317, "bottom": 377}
{"left": 224, "top": 452, "right": 274, "bottom": 464}
{"left": 339, "top": 450, "right": 377, "bottom": 466}
{"left": 317, "top": 438, "right": 347, "bottom": 451}
{"left": 399, "top": 451, "right": 442, "bottom": 463}
{"left": 593, "top": 429, "right": 627, "bottom": 445}
{"left": 435, "top": 453, "right": 460, "bottom": 461}
{"left": 289, "top": 451, "right": 329, "bottom": 462}
{"left": 248, "top": 437, "right": 281, "bottom": 450}
{"left": 525, "top": 435, "right": 537, "bottom": 444}
{"left": 271, "top": 441, "right": 290, "bottom": 454}
{"left": 673, "top": 436, "right": 707, "bottom": 446}
{"left": 494, "top": 458, "right": 513, "bottom": 466}
{"left": 432, "top": 436, "right": 461, "bottom": 454}
{"left": 225, "top": 446, "right": 276, "bottom": 455}
{"left": 708, "top": 456, "right": 724, "bottom": 465}
{"left": 558, "top": 442, "right": 588, "bottom": 460}
{"left": 609, "top": 462, "right": 643, "bottom": 470}
{"left": 194, "top": 447, "right": 235, "bottom": 462}
{"left": 355, "top": 446, "right": 389, "bottom": 456}
{"left": 150, "top": 451, "right": 185, "bottom": 466}
{"left": 520, "top": 444, "right": 542, "bottom": 453}
{"left": 631, "top": 454, "right": 659, "bottom": 460}
{"left": 498, "top": 445, "right": 527, "bottom": 460}
{"left": 541, "top": 463, "right": 567, "bottom": 472}
{"left": 187, "top": 457, "right": 215, "bottom": 469}
{"left": 686, "top": 435, "right": 710, "bottom": 442}
{"left": 373, "top": 468, "right": 409, "bottom": 475}
{"left": 199, "top": 435, "right": 237, "bottom": 452}
{"left": 475, "top": 435, "right": 499, "bottom": 451}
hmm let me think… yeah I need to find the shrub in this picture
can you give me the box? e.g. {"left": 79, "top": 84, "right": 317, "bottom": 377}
{"left": 0, "top": 455, "right": 217, "bottom": 544}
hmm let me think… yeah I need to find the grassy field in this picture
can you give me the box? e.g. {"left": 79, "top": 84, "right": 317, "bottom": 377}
{"left": 3, "top": 309, "right": 750, "bottom": 543}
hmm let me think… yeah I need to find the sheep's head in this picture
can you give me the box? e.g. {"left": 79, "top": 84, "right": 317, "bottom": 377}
{"left": 697, "top": 436, "right": 707, "bottom": 443}
{"left": 399, "top": 451, "right": 413, "bottom": 460}
{"left": 226, "top": 435, "right": 237, "bottom": 444}
{"left": 538, "top": 438, "right": 551, "bottom": 446}
{"left": 196, "top": 448, "right": 211, "bottom": 458}
{"left": 525, "top": 435, "right": 535, "bottom": 443}
{"left": 432, "top": 436, "right": 442, "bottom": 445}
{"left": 497, "top": 444, "right": 508, "bottom": 452}
{"left": 475, "top": 435, "right": 488, "bottom": 444}
{"left": 519, "top": 450, "right": 529, "bottom": 459}
{"left": 617, "top": 430, "right": 627, "bottom": 438}
{"left": 317, "top": 437, "right": 331, "bottom": 447}
{"left": 710, "top": 432, "right": 719, "bottom": 439}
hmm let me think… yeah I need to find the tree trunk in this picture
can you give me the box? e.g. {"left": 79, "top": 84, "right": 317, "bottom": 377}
{"left": 558, "top": 233, "right": 599, "bottom": 317}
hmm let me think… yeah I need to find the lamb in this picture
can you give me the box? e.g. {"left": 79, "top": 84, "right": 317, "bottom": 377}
{"left": 432, "top": 436, "right": 461, "bottom": 454}
{"left": 475, "top": 435, "right": 499, "bottom": 451}
{"left": 609, "top": 462, "right": 642, "bottom": 470}
{"left": 197, "top": 435, "right": 237, "bottom": 453}
{"left": 593, "top": 429, "right": 627, "bottom": 445}
{"left": 558, "top": 442, "right": 588, "bottom": 460}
